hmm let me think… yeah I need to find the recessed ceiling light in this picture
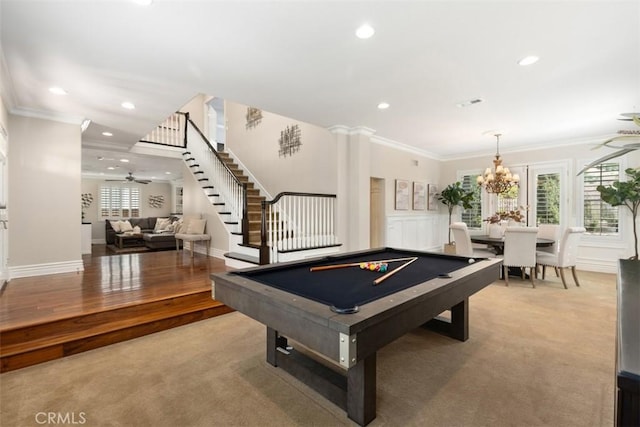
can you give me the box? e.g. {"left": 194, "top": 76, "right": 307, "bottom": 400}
{"left": 102, "top": 132, "right": 113, "bottom": 137}
{"left": 107, "top": 166, "right": 116, "bottom": 170}
{"left": 120, "top": 158, "right": 129, "bottom": 163}
{"left": 518, "top": 55, "right": 539, "bottom": 66}
{"left": 377, "top": 102, "right": 390, "bottom": 110}
{"left": 121, "top": 101, "right": 136, "bottom": 110}
{"left": 97, "top": 156, "right": 104, "bottom": 161}
{"left": 49, "top": 87, "right": 67, "bottom": 95}
{"left": 165, "top": 171, "right": 172, "bottom": 175}
{"left": 356, "top": 24, "right": 375, "bottom": 39}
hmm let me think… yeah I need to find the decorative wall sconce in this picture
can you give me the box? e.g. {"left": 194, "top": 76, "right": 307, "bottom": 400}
{"left": 245, "top": 107, "right": 263, "bottom": 130}
{"left": 278, "top": 124, "right": 302, "bottom": 157}
{"left": 149, "top": 195, "right": 164, "bottom": 208}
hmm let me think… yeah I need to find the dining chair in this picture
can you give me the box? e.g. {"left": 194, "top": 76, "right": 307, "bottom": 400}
{"left": 501, "top": 226, "right": 539, "bottom": 287}
{"left": 536, "top": 226, "right": 586, "bottom": 289}
{"left": 450, "top": 222, "right": 494, "bottom": 258}
{"left": 537, "top": 223, "right": 561, "bottom": 254}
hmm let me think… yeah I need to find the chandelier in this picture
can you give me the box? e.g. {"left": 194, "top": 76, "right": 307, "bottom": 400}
{"left": 476, "top": 133, "right": 520, "bottom": 194}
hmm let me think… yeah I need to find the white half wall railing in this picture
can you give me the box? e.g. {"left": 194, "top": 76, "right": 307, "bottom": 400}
{"left": 261, "top": 192, "right": 338, "bottom": 263}
{"left": 139, "top": 112, "right": 186, "bottom": 148}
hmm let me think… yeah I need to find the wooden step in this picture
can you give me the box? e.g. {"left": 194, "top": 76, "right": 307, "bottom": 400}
{"left": 224, "top": 252, "right": 260, "bottom": 265}
{"left": 0, "top": 291, "right": 232, "bottom": 372}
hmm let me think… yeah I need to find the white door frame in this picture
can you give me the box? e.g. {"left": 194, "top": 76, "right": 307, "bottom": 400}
{"left": 0, "top": 124, "right": 8, "bottom": 286}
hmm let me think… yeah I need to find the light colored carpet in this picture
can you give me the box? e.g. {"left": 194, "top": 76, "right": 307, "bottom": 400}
{"left": 0, "top": 271, "right": 616, "bottom": 426}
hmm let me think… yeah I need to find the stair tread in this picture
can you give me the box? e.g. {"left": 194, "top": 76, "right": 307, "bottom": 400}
{"left": 224, "top": 252, "right": 260, "bottom": 265}
{"left": 1, "top": 299, "right": 225, "bottom": 356}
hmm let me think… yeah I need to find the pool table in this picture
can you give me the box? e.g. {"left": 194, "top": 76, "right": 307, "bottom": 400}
{"left": 211, "top": 248, "right": 502, "bottom": 426}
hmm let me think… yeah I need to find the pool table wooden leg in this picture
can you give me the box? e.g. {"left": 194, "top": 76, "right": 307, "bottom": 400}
{"left": 423, "top": 298, "right": 469, "bottom": 342}
{"left": 347, "top": 353, "right": 376, "bottom": 426}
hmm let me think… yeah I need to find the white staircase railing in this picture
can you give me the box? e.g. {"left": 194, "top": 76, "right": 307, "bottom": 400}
{"left": 261, "top": 192, "right": 338, "bottom": 264}
{"left": 139, "top": 113, "right": 186, "bottom": 147}
{"left": 184, "top": 116, "right": 248, "bottom": 242}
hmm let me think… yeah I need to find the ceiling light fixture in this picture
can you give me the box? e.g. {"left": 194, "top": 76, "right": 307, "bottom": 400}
{"left": 377, "top": 102, "right": 390, "bottom": 110}
{"left": 102, "top": 131, "right": 113, "bottom": 137}
{"left": 356, "top": 24, "right": 375, "bottom": 39}
{"left": 120, "top": 158, "right": 129, "bottom": 163}
{"left": 518, "top": 55, "right": 539, "bottom": 66}
{"left": 476, "top": 133, "right": 520, "bottom": 194}
{"left": 121, "top": 101, "right": 136, "bottom": 110}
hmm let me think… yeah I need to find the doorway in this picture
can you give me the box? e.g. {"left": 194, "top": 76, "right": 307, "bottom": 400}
{"left": 0, "top": 124, "right": 8, "bottom": 288}
{"left": 370, "top": 178, "right": 385, "bottom": 248}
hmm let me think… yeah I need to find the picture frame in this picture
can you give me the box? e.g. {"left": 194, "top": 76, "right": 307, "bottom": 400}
{"left": 412, "top": 182, "right": 426, "bottom": 210}
{"left": 427, "top": 184, "right": 439, "bottom": 211}
{"left": 395, "top": 179, "right": 410, "bottom": 210}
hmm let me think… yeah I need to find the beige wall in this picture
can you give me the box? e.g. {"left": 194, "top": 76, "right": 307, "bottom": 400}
{"left": 225, "top": 101, "right": 337, "bottom": 196}
{"left": 9, "top": 114, "right": 82, "bottom": 269}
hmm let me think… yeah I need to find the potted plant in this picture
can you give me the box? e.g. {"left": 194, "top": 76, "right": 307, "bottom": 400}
{"left": 597, "top": 167, "right": 640, "bottom": 260}
{"left": 436, "top": 182, "right": 475, "bottom": 252}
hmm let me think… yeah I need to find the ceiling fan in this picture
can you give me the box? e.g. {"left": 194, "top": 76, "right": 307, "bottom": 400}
{"left": 106, "top": 172, "right": 151, "bottom": 184}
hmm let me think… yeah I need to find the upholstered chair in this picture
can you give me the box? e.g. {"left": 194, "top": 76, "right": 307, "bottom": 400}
{"left": 536, "top": 227, "right": 586, "bottom": 289}
{"left": 450, "top": 222, "right": 494, "bottom": 258}
{"left": 501, "top": 227, "right": 539, "bottom": 287}
{"left": 537, "top": 223, "right": 561, "bottom": 254}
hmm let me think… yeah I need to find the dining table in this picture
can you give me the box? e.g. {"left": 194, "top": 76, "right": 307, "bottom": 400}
{"left": 470, "top": 235, "right": 555, "bottom": 255}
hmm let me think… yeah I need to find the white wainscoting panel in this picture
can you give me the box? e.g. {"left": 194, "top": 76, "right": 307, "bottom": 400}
{"left": 386, "top": 214, "right": 445, "bottom": 252}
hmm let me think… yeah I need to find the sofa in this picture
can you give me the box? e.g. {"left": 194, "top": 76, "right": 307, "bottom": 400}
{"left": 105, "top": 216, "right": 182, "bottom": 250}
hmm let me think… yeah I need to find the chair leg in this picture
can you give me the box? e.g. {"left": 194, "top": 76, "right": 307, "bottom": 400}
{"left": 558, "top": 268, "right": 568, "bottom": 289}
{"left": 529, "top": 267, "right": 535, "bottom": 288}
{"left": 541, "top": 265, "right": 546, "bottom": 280}
{"left": 176, "top": 239, "right": 180, "bottom": 252}
{"left": 503, "top": 266, "right": 509, "bottom": 286}
{"left": 571, "top": 266, "right": 580, "bottom": 287}
{"left": 554, "top": 267, "right": 559, "bottom": 277}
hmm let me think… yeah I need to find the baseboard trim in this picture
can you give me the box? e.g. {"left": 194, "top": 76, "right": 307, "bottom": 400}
{"left": 9, "top": 260, "right": 84, "bottom": 279}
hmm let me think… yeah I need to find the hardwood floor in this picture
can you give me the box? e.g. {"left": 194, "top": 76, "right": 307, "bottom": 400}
{"left": 0, "top": 245, "right": 233, "bottom": 372}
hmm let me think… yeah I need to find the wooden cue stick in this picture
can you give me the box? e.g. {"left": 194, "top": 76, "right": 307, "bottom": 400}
{"left": 309, "top": 256, "right": 417, "bottom": 272}
{"left": 373, "top": 257, "right": 418, "bottom": 286}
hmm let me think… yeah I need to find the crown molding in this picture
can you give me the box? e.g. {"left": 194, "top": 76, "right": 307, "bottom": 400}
{"left": 370, "top": 134, "right": 441, "bottom": 160}
{"left": 10, "top": 106, "right": 85, "bottom": 126}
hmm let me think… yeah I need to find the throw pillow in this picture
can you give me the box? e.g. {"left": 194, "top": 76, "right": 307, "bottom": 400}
{"left": 132, "top": 225, "right": 141, "bottom": 234}
{"left": 120, "top": 220, "right": 133, "bottom": 232}
{"left": 110, "top": 220, "right": 122, "bottom": 233}
{"left": 174, "top": 218, "right": 185, "bottom": 234}
{"left": 186, "top": 219, "right": 206, "bottom": 235}
{"left": 154, "top": 217, "right": 170, "bottom": 232}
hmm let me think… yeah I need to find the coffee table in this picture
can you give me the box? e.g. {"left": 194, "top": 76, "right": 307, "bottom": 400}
{"left": 115, "top": 233, "right": 145, "bottom": 249}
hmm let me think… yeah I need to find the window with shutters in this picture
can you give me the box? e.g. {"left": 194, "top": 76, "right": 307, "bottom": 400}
{"left": 536, "top": 173, "right": 560, "bottom": 225}
{"left": 459, "top": 174, "right": 482, "bottom": 229}
{"left": 100, "top": 186, "right": 141, "bottom": 218}
{"left": 582, "top": 162, "right": 619, "bottom": 235}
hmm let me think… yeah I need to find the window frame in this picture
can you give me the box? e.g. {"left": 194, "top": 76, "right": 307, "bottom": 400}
{"left": 457, "top": 170, "right": 485, "bottom": 232}
{"left": 576, "top": 158, "right": 626, "bottom": 244}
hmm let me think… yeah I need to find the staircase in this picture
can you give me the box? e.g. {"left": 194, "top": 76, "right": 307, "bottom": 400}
{"left": 181, "top": 149, "right": 264, "bottom": 266}
{"left": 143, "top": 111, "right": 340, "bottom": 267}
{"left": 0, "top": 291, "right": 233, "bottom": 372}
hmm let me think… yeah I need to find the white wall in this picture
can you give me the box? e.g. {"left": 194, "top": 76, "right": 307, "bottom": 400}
{"left": 225, "top": 101, "right": 337, "bottom": 196}
{"left": 8, "top": 114, "right": 83, "bottom": 276}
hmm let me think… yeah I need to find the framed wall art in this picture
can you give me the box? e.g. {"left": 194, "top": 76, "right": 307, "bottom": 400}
{"left": 427, "top": 184, "right": 439, "bottom": 211}
{"left": 412, "top": 182, "right": 426, "bottom": 210}
{"left": 395, "top": 179, "right": 410, "bottom": 210}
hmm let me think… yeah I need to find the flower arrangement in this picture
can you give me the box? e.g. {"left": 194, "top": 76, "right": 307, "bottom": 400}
{"left": 484, "top": 207, "right": 526, "bottom": 224}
